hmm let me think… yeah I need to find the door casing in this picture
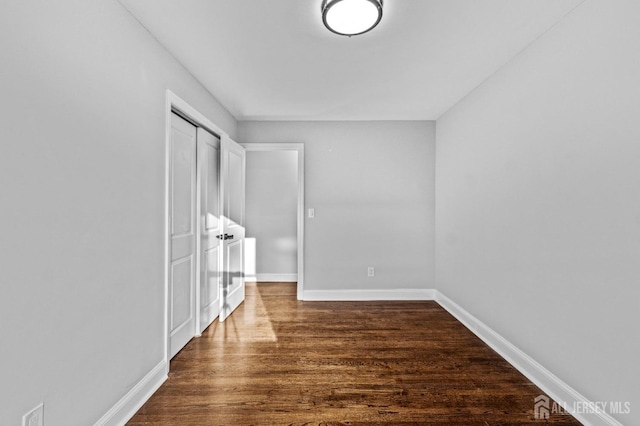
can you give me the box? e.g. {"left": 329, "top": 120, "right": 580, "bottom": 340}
{"left": 164, "top": 90, "right": 229, "bottom": 370}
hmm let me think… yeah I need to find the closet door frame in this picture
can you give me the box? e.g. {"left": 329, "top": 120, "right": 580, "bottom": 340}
{"left": 164, "top": 90, "right": 228, "bottom": 372}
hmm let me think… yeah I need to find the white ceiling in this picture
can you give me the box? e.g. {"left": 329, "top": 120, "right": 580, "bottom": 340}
{"left": 119, "top": 0, "right": 583, "bottom": 121}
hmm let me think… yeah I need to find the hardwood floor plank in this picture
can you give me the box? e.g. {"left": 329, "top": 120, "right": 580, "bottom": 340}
{"left": 128, "top": 283, "right": 581, "bottom": 425}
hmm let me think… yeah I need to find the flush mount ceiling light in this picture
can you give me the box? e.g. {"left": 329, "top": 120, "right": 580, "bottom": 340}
{"left": 321, "top": 0, "right": 383, "bottom": 37}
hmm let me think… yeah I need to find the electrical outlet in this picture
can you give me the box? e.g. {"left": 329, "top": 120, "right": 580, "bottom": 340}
{"left": 367, "top": 266, "right": 375, "bottom": 277}
{"left": 23, "top": 403, "right": 43, "bottom": 426}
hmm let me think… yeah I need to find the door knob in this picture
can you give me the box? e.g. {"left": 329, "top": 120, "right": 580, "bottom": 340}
{"left": 224, "top": 233, "right": 234, "bottom": 240}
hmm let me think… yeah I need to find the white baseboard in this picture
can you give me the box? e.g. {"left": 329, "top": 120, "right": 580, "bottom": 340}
{"left": 434, "top": 291, "right": 623, "bottom": 426}
{"left": 302, "top": 288, "right": 436, "bottom": 301}
{"left": 246, "top": 273, "right": 298, "bottom": 282}
{"left": 94, "top": 360, "right": 167, "bottom": 426}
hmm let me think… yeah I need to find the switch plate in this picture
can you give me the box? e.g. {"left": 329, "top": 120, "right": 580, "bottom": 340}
{"left": 308, "top": 208, "right": 315, "bottom": 218}
{"left": 23, "top": 403, "right": 43, "bottom": 426}
{"left": 367, "top": 266, "right": 375, "bottom": 277}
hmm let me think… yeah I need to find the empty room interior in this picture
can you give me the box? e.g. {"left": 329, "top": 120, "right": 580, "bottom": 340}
{"left": 1, "top": 0, "right": 639, "bottom": 425}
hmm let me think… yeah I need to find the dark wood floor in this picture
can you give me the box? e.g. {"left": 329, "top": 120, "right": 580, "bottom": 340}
{"left": 128, "top": 283, "right": 581, "bottom": 425}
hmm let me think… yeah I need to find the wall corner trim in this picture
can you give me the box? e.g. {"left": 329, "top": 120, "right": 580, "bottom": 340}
{"left": 301, "top": 288, "right": 437, "bottom": 301}
{"left": 94, "top": 360, "right": 167, "bottom": 426}
{"left": 434, "top": 291, "right": 623, "bottom": 426}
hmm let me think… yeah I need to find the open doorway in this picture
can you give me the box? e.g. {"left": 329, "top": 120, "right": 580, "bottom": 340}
{"left": 243, "top": 144, "right": 305, "bottom": 299}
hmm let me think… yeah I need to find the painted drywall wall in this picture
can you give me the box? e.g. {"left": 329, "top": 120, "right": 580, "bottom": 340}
{"left": 238, "top": 121, "right": 436, "bottom": 292}
{"left": 245, "top": 150, "right": 298, "bottom": 277}
{"left": 0, "top": 0, "right": 236, "bottom": 425}
{"left": 436, "top": 0, "right": 640, "bottom": 424}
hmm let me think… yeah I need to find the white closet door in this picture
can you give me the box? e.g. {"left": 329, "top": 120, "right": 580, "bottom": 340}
{"left": 197, "top": 127, "right": 221, "bottom": 332}
{"left": 169, "top": 113, "right": 197, "bottom": 358}
{"left": 219, "top": 135, "right": 246, "bottom": 322}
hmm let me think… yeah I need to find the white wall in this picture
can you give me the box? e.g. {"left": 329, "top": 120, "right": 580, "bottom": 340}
{"left": 436, "top": 0, "right": 640, "bottom": 424}
{"left": 0, "top": 0, "right": 236, "bottom": 424}
{"left": 245, "top": 150, "right": 298, "bottom": 277}
{"left": 238, "top": 121, "right": 436, "bottom": 293}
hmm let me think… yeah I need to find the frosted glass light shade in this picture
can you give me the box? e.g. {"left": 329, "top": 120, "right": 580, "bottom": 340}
{"left": 322, "top": 0, "right": 383, "bottom": 36}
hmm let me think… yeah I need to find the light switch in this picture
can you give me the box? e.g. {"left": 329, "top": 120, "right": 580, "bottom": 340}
{"left": 308, "top": 208, "right": 315, "bottom": 218}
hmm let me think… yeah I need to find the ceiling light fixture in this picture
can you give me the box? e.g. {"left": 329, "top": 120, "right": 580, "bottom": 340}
{"left": 321, "top": 0, "right": 383, "bottom": 37}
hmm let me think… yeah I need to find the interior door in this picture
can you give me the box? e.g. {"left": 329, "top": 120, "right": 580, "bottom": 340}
{"left": 197, "top": 128, "right": 221, "bottom": 332}
{"left": 169, "top": 113, "right": 197, "bottom": 358}
{"left": 219, "top": 135, "right": 246, "bottom": 321}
